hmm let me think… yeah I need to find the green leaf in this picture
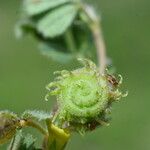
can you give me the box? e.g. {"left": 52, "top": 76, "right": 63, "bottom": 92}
{"left": 23, "top": 0, "right": 74, "bottom": 16}
{"left": 8, "top": 131, "right": 38, "bottom": 150}
{"left": 7, "top": 131, "right": 22, "bottom": 150}
{"left": 71, "top": 22, "right": 97, "bottom": 61}
{"left": 15, "top": 18, "right": 36, "bottom": 38}
{"left": 22, "top": 110, "right": 51, "bottom": 121}
{"left": 39, "top": 42, "right": 74, "bottom": 63}
{"left": 23, "top": 134, "right": 36, "bottom": 149}
{"left": 49, "top": 140, "right": 57, "bottom": 150}
{"left": 37, "top": 4, "right": 77, "bottom": 38}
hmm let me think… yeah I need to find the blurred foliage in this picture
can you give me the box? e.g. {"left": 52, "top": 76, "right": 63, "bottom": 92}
{"left": 16, "top": 0, "right": 97, "bottom": 64}
{"left": 7, "top": 131, "right": 38, "bottom": 150}
{"left": 0, "top": 0, "right": 150, "bottom": 150}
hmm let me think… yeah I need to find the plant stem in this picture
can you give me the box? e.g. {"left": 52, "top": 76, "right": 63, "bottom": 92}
{"left": 81, "top": 4, "right": 107, "bottom": 74}
{"left": 91, "top": 22, "right": 107, "bottom": 74}
{"left": 20, "top": 119, "right": 48, "bottom": 136}
{"left": 64, "top": 28, "right": 77, "bottom": 53}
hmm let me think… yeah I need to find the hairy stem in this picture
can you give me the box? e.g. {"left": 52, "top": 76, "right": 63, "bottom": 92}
{"left": 81, "top": 4, "right": 107, "bottom": 74}
{"left": 20, "top": 119, "right": 48, "bottom": 136}
{"left": 91, "top": 22, "right": 107, "bottom": 74}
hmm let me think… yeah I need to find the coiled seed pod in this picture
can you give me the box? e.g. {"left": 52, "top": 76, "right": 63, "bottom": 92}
{"left": 0, "top": 111, "right": 20, "bottom": 144}
{"left": 46, "top": 58, "right": 127, "bottom": 132}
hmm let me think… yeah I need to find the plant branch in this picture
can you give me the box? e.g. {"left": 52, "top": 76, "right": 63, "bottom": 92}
{"left": 81, "top": 4, "right": 107, "bottom": 74}
{"left": 91, "top": 22, "right": 107, "bottom": 74}
{"left": 20, "top": 119, "right": 48, "bottom": 136}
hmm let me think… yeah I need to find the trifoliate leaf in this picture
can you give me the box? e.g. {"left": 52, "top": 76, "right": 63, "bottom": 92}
{"left": 22, "top": 110, "right": 51, "bottom": 121}
{"left": 39, "top": 42, "right": 74, "bottom": 63}
{"left": 23, "top": 0, "right": 74, "bottom": 16}
{"left": 37, "top": 4, "right": 77, "bottom": 38}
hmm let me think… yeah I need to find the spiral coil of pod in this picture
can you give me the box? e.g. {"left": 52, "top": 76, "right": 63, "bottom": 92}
{"left": 46, "top": 58, "right": 127, "bottom": 133}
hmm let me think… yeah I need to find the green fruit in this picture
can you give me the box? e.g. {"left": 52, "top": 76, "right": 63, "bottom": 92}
{"left": 46, "top": 58, "right": 127, "bottom": 132}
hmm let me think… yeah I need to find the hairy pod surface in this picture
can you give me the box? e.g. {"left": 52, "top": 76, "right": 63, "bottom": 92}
{"left": 46, "top": 58, "right": 126, "bottom": 132}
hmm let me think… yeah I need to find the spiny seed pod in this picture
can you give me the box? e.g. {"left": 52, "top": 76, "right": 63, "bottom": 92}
{"left": 0, "top": 111, "right": 20, "bottom": 144}
{"left": 45, "top": 58, "right": 127, "bottom": 133}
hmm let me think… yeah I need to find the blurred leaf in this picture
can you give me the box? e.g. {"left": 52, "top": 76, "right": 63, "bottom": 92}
{"left": 23, "top": 0, "right": 74, "bottom": 16}
{"left": 22, "top": 110, "right": 51, "bottom": 121}
{"left": 49, "top": 140, "right": 57, "bottom": 150}
{"left": 37, "top": 4, "right": 77, "bottom": 38}
{"left": 39, "top": 42, "right": 74, "bottom": 63}
{"left": 22, "top": 134, "right": 36, "bottom": 149}
{"left": 15, "top": 18, "right": 36, "bottom": 38}
{"left": 8, "top": 131, "right": 39, "bottom": 150}
{"left": 71, "top": 22, "right": 97, "bottom": 61}
{"left": 7, "top": 131, "right": 22, "bottom": 150}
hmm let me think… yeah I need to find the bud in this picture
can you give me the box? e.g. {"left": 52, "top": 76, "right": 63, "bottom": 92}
{"left": 46, "top": 58, "right": 127, "bottom": 133}
{"left": 0, "top": 111, "right": 20, "bottom": 144}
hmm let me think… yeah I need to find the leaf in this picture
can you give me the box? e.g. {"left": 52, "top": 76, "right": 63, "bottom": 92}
{"left": 23, "top": 0, "right": 73, "bottom": 16}
{"left": 37, "top": 4, "right": 77, "bottom": 38}
{"left": 8, "top": 131, "right": 38, "bottom": 150}
{"left": 48, "top": 140, "right": 56, "bottom": 150}
{"left": 7, "top": 131, "right": 22, "bottom": 150}
{"left": 23, "top": 134, "right": 36, "bottom": 149}
{"left": 39, "top": 42, "right": 74, "bottom": 63}
{"left": 22, "top": 110, "right": 51, "bottom": 121}
{"left": 71, "top": 22, "right": 97, "bottom": 60}
{"left": 15, "top": 18, "right": 36, "bottom": 38}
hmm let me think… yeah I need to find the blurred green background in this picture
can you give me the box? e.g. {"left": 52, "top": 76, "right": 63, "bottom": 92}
{"left": 0, "top": 0, "right": 150, "bottom": 149}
